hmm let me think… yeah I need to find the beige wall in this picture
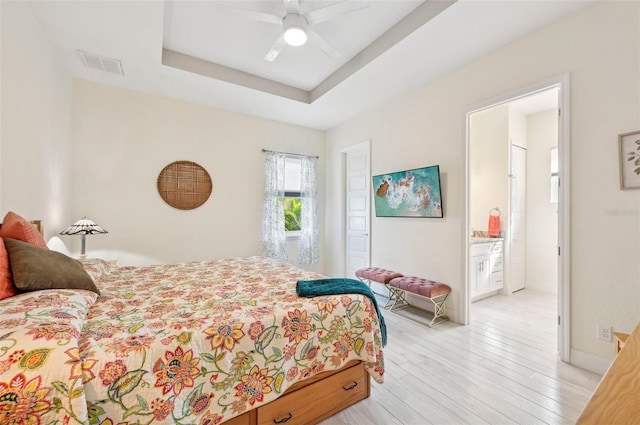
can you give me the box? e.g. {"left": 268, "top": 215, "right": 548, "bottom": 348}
{"left": 0, "top": 1, "right": 73, "bottom": 238}
{"left": 509, "top": 109, "right": 528, "bottom": 150}
{"left": 325, "top": 1, "right": 640, "bottom": 367}
{"left": 525, "top": 110, "right": 558, "bottom": 294}
{"left": 469, "top": 105, "right": 509, "bottom": 236}
{"left": 70, "top": 81, "right": 325, "bottom": 271}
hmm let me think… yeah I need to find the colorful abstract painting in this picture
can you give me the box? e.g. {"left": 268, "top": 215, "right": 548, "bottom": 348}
{"left": 373, "top": 165, "right": 443, "bottom": 217}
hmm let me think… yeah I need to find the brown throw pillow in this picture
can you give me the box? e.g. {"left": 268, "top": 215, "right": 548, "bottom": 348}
{"left": 4, "top": 238, "right": 100, "bottom": 295}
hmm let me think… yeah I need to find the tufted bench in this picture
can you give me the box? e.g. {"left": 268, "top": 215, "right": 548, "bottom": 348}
{"left": 388, "top": 276, "right": 451, "bottom": 327}
{"left": 355, "top": 267, "right": 404, "bottom": 308}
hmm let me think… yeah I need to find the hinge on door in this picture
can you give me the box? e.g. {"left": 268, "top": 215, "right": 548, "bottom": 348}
{"left": 558, "top": 246, "right": 561, "bottom": 256}
{"left": 558, "top": 108, "right": 561, "bottom": 116}
{"left": 558, "top": 315, "right": 561, "bottom": 325}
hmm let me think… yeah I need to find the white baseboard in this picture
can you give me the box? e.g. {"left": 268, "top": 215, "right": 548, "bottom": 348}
{"left": 570, "top": 348, "right": 612, "bottom": 375}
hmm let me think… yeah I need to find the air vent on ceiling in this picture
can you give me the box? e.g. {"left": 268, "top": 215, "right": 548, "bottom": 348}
{"left": 77, "top": 50, "right": 124, "bottom": 76}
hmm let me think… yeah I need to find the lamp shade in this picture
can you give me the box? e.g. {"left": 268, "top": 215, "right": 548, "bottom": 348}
{"left": 60, "top": 217, "right": 108, "bottom": 235}
{"left": 60, "top": 217, "right": 107, "bottom": 256}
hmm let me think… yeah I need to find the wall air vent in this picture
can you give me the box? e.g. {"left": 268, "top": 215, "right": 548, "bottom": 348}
{"left": 77, "top": 50, "right": 124, "bottom": 76}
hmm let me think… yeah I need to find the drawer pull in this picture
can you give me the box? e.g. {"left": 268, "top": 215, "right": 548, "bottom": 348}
{"left": 273, "top": 413, "right": 292, "bottom": 424}
{"left": 343, "top": 381, "right": 358, "bottom": 391}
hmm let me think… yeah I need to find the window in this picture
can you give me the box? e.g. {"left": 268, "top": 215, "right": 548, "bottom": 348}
{"left": 261, "top": 151, "right": 318, "bottom": 264}
{"left": 283, "top": 157, "right": 302, "bottom": 233}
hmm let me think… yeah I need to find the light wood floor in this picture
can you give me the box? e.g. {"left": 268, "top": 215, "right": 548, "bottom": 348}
{"left": 320, "top": 290, "right": 602, "bottom": 425}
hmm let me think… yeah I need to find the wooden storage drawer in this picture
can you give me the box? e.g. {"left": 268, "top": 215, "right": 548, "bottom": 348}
{"left": 257, "top": 362, "right": 368, "bottom": 425}
{"left": 225, "top": 412, "right": 252, "bottom": 425}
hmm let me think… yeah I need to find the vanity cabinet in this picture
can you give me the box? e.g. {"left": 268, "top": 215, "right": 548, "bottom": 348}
{"left": 470, "top": 240, "right": 503, "bottom": 301}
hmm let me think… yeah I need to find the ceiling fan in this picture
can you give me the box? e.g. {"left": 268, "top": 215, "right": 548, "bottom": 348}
{"left": 218, "top": 0, "right": 368, "bottom": 62}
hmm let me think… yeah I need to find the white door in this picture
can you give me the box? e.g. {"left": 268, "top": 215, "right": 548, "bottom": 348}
{"left": 345, "top": 146, "right": 370, "bottom": 278}
{"left": 510, "top": 145, "right": 527, "bottom": 292}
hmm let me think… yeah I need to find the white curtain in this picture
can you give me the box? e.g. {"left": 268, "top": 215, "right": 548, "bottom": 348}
{"left": 260, "top": 152, "right": 286, "bottom": 261}
{"left": 299, "top": 155, "right": 319, "bottom": 264}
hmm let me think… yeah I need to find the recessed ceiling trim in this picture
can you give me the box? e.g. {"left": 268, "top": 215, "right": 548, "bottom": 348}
{"left": 162, "top": 1, "right": 456, "bottom": 104}
{"left": 310, "top": 0, "right": 457, "bottom": 102}
{"left": 162, "top": 49, "right": 310, "bottom": 103}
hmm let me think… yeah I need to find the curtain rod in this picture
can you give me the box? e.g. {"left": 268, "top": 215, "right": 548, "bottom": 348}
{"left": 262, "top": 148, "right": 319, "bottom": 159}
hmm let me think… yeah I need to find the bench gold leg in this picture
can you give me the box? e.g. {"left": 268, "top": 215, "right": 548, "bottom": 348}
{"left": 356, "top": 277, "right": 396, "bottom": 309}
{"left": 427, "top": 293, "right": 450, "bottom": 327}
{"left": 388, "top": 288, "right": 409, "bottom": 311}
{"left": 387, "top": 289, "right": 450, "bottom": 327}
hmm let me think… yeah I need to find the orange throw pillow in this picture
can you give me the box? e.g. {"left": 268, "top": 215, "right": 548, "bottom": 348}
{"left": 0, "top": 211, "right": 47, "bottom": 248}
{"left": 0, "top": 238, "right": 17, "bottom": 300}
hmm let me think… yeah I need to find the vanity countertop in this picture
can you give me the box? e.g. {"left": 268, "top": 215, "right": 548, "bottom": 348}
{"left": 470, "top": 237, "right": 504, "bottom": 244}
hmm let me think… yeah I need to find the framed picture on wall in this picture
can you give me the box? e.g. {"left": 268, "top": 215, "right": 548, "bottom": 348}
{"left": 372, "top": 165, "right": 443, "bottom": 218}
{"left": 619, "top": 130, "right": 640, "bottom": 189}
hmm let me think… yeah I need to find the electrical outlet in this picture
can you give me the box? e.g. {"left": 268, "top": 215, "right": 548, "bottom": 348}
{"left": 597, "top": 323, "right": 612, "bottom": 341}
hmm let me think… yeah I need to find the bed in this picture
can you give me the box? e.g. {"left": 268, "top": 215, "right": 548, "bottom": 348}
{"left": 0, "top": 254, "right": 384, "bottom": 425}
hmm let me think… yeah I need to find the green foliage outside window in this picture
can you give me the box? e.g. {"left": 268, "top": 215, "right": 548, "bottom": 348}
{"left": 283, "top": 198, "right": 302, "bottom": 231}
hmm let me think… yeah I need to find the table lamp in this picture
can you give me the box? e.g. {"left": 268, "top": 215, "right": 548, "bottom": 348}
{"left": 60, "top": 217, "right": 108, "bottom": 256}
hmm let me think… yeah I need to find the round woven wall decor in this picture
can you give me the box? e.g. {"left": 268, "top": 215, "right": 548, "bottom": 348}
{"left": 157, "top": 161, "right": 212, "bottom": 210}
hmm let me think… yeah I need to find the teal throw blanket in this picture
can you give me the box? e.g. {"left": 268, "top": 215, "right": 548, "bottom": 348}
{"left": 296, "top": 278, "right": 387, "bottom": 347}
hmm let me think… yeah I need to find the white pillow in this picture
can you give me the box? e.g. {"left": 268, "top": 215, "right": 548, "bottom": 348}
{"left": 46, "top": 236, "right": 71, "bottom": 256}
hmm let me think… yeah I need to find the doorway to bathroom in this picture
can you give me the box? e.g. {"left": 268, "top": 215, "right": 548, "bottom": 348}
{"left": 464, "top": 78, "right": 570, "bottom": 361}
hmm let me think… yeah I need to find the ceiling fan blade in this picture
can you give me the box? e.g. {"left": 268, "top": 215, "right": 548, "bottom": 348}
{"left": 307, "top": 28, "right": 340, "bottom": 59}
{"left": 306, "top": 1, "right": 369, "bottom": 26}
{"left": 216, "top": 4, "right": 282, "bottom": 26}
{"left": 264, "top": 34, "right": 287, "bottom": 62}
{"left": 283, "top": 0, "right": 301, "bottom": 14}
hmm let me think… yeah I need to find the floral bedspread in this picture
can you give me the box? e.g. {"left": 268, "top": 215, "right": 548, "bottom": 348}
{"left": 0, "top": 256, "right": 384, "bottom": 424}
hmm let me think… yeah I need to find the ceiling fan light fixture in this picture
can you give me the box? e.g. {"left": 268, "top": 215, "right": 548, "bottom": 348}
{"left": 282, "top": 13, "right": 308, "bottom": 46}
{"left": 284, "top": 27, "right": 307, "bottom": 46}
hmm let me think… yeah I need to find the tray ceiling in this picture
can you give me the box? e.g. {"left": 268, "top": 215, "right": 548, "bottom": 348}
{"left": 27, "top": 0, "right": 594, "bottom": 130}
